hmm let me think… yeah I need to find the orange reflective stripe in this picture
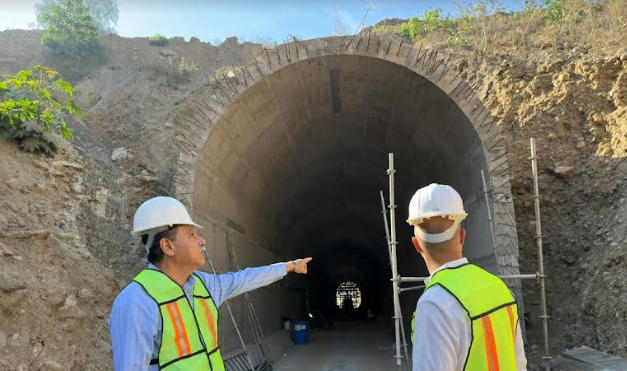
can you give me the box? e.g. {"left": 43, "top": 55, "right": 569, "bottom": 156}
{"left": 484, "top": 315, "right": 501, "bottom": 371}
{"left": 166, "top": 303, "right": 184, "bottom": 357}
{"left": 172, "top": 301, "right": 192, "bottom": 355}
{"left": 506, "top": 306, "right": 516, "bottom": 342}
{"left": 200, "top": 299, "right": 218, "bottom": 348}
{"left": 481, "top": 317, "right": 494, "bottom": 371}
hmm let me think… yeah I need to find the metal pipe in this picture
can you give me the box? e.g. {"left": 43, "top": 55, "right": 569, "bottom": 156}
{"left": 226, "top": 232, "right": 273, "bottom": 366}
{"left": 398, "top": 277, "right": 428, "bottom": 283}
{"left": 399, "top": 285, "right": 425, "bottom": 293}
{"left": 380, "top": 190, "right": 411, "bottom": 371}
{"left": 387, "top": 153, "right": 403, "bottom": 371}
{"left": 398, "top": 273, "right": 541, "bottom": 283}
{"left": 530, "top": 137, "right": 551, "bottom": 361}
{"left": 205, "top": 253, "right": 257, "bottom": 371}
{"left": 500, "top": 274, "right": 540, "bottom": 280}
{"left": 380, "top": 191, "right": 393, "bottom": 264}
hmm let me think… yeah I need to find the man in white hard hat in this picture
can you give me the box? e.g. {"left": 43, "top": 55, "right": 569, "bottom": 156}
{"left": 109, "top": 196, "right": 312, "bottom": 371}
{"left": 407, "top": 184, "right": 527, "bottom": 371}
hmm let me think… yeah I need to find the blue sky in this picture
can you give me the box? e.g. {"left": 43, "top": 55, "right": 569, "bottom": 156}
{"left": 1, "top": 0, "right": 526, "bottom": 45}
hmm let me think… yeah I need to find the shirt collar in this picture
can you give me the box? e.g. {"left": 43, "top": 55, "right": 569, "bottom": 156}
{"left": 147, "top": 263, "right": 197, "bottom": 288}
{"left": 425, "top": 257, "right": 468, "bottom": 285}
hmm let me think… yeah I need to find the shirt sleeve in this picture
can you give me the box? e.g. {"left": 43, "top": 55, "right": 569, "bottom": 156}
{"left": 197, "top": 262, "right": 288, "bottom": 307}
{"left": 515, "top": 322, "right": 528, "bottom": 371}
{"left": 109, "top": 285, "right": 158, "bottom": 371}
{"left": 412, "top": 299, "right": 461, "bottom": 371}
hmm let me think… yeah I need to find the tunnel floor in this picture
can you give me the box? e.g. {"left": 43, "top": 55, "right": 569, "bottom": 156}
{"left": 272, "top": 321, "right": 400, "bottom": 371}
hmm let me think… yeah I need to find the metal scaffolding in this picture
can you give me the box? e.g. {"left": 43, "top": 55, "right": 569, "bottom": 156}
{"left": 383, "top": 139, "right": 550, "bottom": 367}
{"left": 380, "top": 188, "right": 411, "bottom": 371}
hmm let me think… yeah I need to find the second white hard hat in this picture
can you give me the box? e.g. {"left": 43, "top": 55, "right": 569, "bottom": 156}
{"left": 407, "top": 183, "right": 467, "bottom": 226}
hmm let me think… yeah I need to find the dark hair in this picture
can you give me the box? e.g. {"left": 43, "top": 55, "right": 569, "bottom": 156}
{"left": 142, "top": 226, "right": 179, "bottom": 265}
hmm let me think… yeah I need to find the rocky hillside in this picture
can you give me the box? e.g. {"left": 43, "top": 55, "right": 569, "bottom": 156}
{"left": 0, "top": 30, "right": 263, "bottom": 370}
{"left": 0, "top": 8, "right": 626, "bottom": 368}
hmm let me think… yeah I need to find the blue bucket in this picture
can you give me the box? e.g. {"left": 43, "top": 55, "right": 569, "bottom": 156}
{"left": 292, "top": 320, "right": 309, "bottom": 345}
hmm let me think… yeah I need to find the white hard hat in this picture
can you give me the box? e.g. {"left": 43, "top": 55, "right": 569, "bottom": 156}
{"left": 407, "top": 184, "right": 467, "bottom": 243}
{"left": 132, "top": 196, "right": 203, "bottom": 236}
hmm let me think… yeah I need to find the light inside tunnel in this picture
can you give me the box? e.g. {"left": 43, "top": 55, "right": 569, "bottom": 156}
{"left": 191, "top": 52, "right": 501, "bottom": 346}
{"left": 336, "top": 281, "right": 362, "bottom": 309}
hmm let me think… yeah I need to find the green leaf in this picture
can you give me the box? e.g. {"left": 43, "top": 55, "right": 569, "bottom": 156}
{"left": 16, "top": 70, "right": 32, "bottom": 82}
{"left": 55, "top": 79, "right": 74, "bottom": 96}
{"left": 44, "top": 67, "right": 59, "bottom": 80}
{"left": 58, "top": 119, "right": 74, "bottom": 140}
{"left": 65, "top": 98, "right": 84, "bottom": 117}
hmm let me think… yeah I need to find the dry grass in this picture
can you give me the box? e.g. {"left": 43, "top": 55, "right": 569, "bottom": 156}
{"left": 464, "top": 0, "right": 627, "bottom": 56}
{"left": 369, "top": 0, "right": 627, "bottom": 58}
{"left": 579, "top": 0, "right": 627, "bottom": 52}
{"left": 148, "top": 55, "right": 199, "bottom": 88}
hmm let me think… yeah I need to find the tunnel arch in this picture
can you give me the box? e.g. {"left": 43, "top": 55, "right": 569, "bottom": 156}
{"left": 168, "top": 36, "right": 521, "bottom": 349}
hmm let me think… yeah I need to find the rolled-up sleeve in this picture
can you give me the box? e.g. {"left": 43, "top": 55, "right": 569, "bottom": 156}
{"left": 197, "top": 263, "right": 288, "bottom": 307}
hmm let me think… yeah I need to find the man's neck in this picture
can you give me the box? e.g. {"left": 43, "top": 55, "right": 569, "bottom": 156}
{"left": 155, "top": 260, "right": 194, "bottom": 287}
{"left": 425, "top": 253, "right": 464, "bottom": 275}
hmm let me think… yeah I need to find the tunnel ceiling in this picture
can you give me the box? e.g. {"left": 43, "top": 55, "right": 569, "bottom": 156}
{"left": 191, "top": 53, "right": 490, "bottom": 263}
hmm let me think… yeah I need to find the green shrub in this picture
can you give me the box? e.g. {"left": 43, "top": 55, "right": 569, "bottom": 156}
{"left": 36, "top": 0, "right": 119, "bottom": 35}
{"left": 39, "top": 0, "right": 100, "bottom": 56}
{"left": 543, "top": 0, "right": 589, "bottom": 24}
{"left": 0, "top": 66, "right": 83, "bottom": 155}
{"left": 390, "top": 9, "right": 462, "bottom": 46}
{"left": 149, "top": 34, "right": 169, "bottom": 46}
{"left": 544, "top": 0, "right": 566, "bottom": 23}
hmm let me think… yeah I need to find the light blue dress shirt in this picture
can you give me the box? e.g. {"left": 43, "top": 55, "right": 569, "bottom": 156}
{"left": 108, "top": 262, "right": 288, "bottom": 371}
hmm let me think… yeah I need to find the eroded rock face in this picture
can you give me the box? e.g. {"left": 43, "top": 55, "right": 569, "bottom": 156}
{"left": 483, "top": 47, "right": 627, "bottom": 359}
{"left": 0, "top": 139, "right": 120, "bottom": 371}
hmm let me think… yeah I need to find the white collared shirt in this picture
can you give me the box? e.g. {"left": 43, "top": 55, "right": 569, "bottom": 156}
{"left": 412, "top": 258, "right": 528, "bottom": 371}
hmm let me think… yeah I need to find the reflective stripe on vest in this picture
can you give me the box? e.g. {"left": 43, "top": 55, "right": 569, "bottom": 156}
{"left": 410, "top": 263, "right": 519, "bottom": 371}
{"left": 134, "top": 269, "right": 226, "bottom": 371}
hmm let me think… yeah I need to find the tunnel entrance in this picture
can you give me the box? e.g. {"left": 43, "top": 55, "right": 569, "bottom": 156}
{"left": 170, "top": 36, "right": 521, "bottom": 358}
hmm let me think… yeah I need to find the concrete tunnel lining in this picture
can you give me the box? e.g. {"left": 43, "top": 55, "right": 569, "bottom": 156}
{"left": 193, "top": 55, "right": 494, "bottom": 265}
{"left": 169, "top": 36, "right": 521, "bottom": 353}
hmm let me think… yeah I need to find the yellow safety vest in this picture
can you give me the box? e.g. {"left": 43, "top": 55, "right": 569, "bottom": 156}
{"left": 134, "top": 269, "right": 225, "bottom": 371}
{"left": 411, "top": 263, "right": 519, "bottom": 371}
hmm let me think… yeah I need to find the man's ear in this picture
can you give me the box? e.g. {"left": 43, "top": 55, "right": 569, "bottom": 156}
{"left": 160, "top": 237, "right": 175, "bottom": 257}
{"left": 459, "top": 227, "right": 466, "bottom": 246}
{"left": 412, "top": 236, "right": 423, "bottom": 254}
